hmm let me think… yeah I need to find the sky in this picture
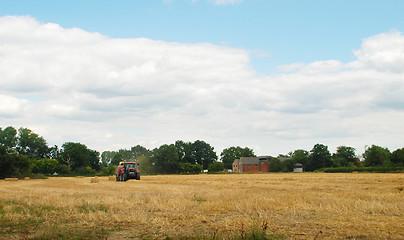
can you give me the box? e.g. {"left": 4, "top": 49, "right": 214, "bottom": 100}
{"left": 1, "top": 0, "right": 404, "bottom": 157}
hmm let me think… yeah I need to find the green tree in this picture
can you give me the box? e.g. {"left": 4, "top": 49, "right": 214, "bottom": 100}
{"left": 109, "top": 145, "right": 150, "bottom": 166}
{"left": 100, "top": 151, "right": 117, "bottom": 167}
{"left": 191, "top": 140, "right": 218, "bottom": 170}
{"left": 85, "top": 166, "right": 97, "bottom": 175}
{"left": 332, "top": 146, "right": 357, "bottom": 167}
{"left": 175, "top": 140, "right": 218, "bottom": 169}
{"left": 33, "top": 158, "right": 59, "bottom": 174}
{"left": 0, "top": 126, "right": 18, "bottom": 151}
{"left": 307, "top": 144, "right": 332, "bottom": 171}
{"left": 269, "top": 158, "right": 282, "bottom": 172}
{"left": 208, "top": 162, "right": 224, "bottom": 172}
{"left": 220, "top": 146, "right": 255, "bottom": 169}
{"left": 0, "top": 146, "right": 31, "bottom": 179}
{"left": 391, "top": 148, "right": 404, "bottom": 166}
{"left": 48, "top": 145, "right": 60, "bottom": 159}
{"left": 16, "top": 128, "right": 49, "bottom": 158}
{"left": 180, "top": 162, "right": 203, "bottom": 174}
{"left": 59, "top": 142, "right": 100, "bottom": 171}
{"left": 131, "top": 145, "right": 151, "bottom": 158}
{"left": 151, "top": 144, "right": 179, "bottom": 174}
{"left": 101, "top": 164, "right": 116, "bottom": 175}
{"left": 57, "top": 164, "right": 70, "bottom": 174}
{"left": 363, "top": 145, "right": 391, "bottom": 167}
{"left": 277, "top": 153, "right": 291, "bottom": 158}
{"left": 291, "top": 149, "right": 309, "bottom": 170}
{"left": 175, "top": 140, "right": 195, "bottom": 164}
{"left": 111, "top": 149, "right": 133, "bottom": 165}
{"left": 281, "top": 158, "right": 295, "bottom": 172}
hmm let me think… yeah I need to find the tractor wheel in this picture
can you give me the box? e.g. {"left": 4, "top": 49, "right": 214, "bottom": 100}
{"left": 123, "top": 173, "right": 128, "bottom": 181}
{"left": 136, "top": 174, "right": 140, "bottom": 180}
{"left": 115, "top": 175, "right": 119, "bottom": 181}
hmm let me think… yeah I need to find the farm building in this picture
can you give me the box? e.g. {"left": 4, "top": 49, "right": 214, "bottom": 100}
{"left": 232, "top": 156, "right": 272, "bottom": 173}
{"left": 293, "top": 163, "right": 304, "bottom": 172}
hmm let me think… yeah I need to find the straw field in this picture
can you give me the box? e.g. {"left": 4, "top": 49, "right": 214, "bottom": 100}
{"left": 0, "top": 173, "right": 403, "bottom": 239}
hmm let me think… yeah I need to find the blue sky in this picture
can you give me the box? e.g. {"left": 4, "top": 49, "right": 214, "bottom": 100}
{"left": 3, "top": 0, "right": 404, "bottom": 73}
{"left": 1, "top": 0, "right": 404, "bottom": 156}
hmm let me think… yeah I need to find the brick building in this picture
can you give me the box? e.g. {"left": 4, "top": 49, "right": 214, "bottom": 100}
{"left": 232, "top": 156, "right": 272, "bottom": 173}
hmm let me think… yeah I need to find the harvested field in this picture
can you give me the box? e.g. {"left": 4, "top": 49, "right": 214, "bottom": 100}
{"left": 0, "top": 173, "right": 403, "bottom": 239}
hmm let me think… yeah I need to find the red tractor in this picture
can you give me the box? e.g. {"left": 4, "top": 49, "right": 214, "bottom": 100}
{"left": 115, "top": 161, "right": 140, "bottom": 181}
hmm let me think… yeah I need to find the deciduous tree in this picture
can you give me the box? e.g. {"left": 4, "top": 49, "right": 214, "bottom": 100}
{"left": 291, "top": 149, "right": 309, "bottom": 170}
{"left": 175, "top": 140, "right": 195, "bottom": 164}
{"left": 0, "top": 126, "right": 17, "bottom": 151}
{"left": 131, "top": 145, "right": 150, "bottom": 158}
{"left": 180, "top": 162, "right": 203, "bottom": 173}
{"left": 33, "top": 158, "right": 59, "bottom": 174}
{"left": 332, "top": 146, "right": 357, "bottom": 167}
{"left": 16, "top": 128, "right": 49, "bottom": 158}
{"left": 0, "top": 146, "right": 31, "bottom": 178}
{"left": 281, "top": 158, "right": 295, "bottom": 172}
{"left": 192, "top": 140, "right": 218, "bottom": 170}
{"left": 59, "top": 142, "right": 100, "bottom": 171}
{"left": 100, "top": 151, "right": 116, "bottom": 167}
{"left": 220, "top": 146, "right": 255, "bottom": 169}
{"left": 391, "top": 148, "right": 404, "bottom": 166}
{"left": 363, "top": 145, "right": 391, "bottom": 167}
{"left": 207, "top": 162, "right": 224, "bottom": 172}
{"left": 307, "top": 144, "right": 332, "bottom": 171}
{"left": 151, "top": 144, "right": 179, "bottom": 174}
{"left": 268, "top": 158, "right": 282, "bottom": 172}
{"left": 108, "top": 145, "right": 150, "bottom": 166}
{"left": 111, "top": 149, "right": 133, "bottom": 165}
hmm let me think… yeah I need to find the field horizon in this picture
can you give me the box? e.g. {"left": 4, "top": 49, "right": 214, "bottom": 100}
{"left": 0, "top": 173, "right": 403, "bottom": 239}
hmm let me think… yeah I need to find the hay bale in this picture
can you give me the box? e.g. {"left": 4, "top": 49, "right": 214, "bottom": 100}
{"left": 109, "top": 176, "right": 115, "bottom": 181}
{"left": 5, "top": 178, "right": 18, "bottom": 181}
{"left": 352, "top": 171, "right": 359, "bottom": 174}
{"left": 76, "top": 176, "right": 84, "bottom": 178}
{"left": 90, "top": 176, "right": 99, "bottom": 183}
{"left": 24, "top": 177, "right": 30, "bottom": 180}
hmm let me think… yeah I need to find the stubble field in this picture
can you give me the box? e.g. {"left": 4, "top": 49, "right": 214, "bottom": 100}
{"left": 0, "top": 173, "right": 403, "bottom": 239}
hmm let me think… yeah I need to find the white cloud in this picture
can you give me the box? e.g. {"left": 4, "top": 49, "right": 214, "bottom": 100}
{"left": 0, "top": 95, "right": 28, "bottom": 117}
{"left": 354, "top": 30, "right": 404, "bottom": 73}
{"left": 0, "top": 16, "right": 403, "bottom": 156}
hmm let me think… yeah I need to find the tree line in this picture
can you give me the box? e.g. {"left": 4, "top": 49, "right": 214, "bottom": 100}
{"left": 1, "top": 125, "right": 403, "bottom": 179}
{"left": 101, "top": 142, "right": 255, "bottom": 174}
{"left": 0, "top": 126, "right": 101, "bottom": 178}
{"left": 271, "top": 144, "right": 403, "bottom": 172}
